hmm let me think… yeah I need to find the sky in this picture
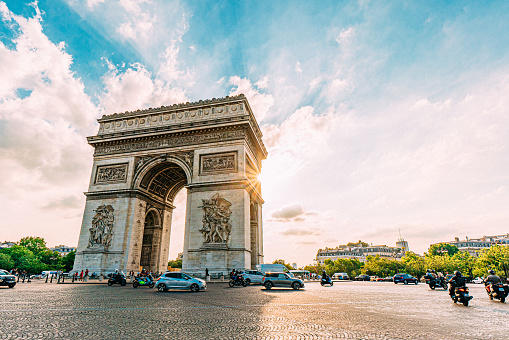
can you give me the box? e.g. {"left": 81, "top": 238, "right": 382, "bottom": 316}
{"left": 1, "top": 0, "right": 509, "bottom": 267}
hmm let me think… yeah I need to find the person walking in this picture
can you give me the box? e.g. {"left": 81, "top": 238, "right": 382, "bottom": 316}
{"left": 205, "top": 268, "right": 210, "bottom": 282}
{"left": 79, "top": 270, "right": 84, "bottom": 282}
{"left": 84, "top": 269, "right": 89, "bottom": 282}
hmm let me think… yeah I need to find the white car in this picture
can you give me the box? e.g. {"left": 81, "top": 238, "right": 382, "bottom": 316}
{"left": 242, "top": 270, "right": 264, "bottom": 285}
{"left": 472, "top": 277, "right": 484, "bottom": 284}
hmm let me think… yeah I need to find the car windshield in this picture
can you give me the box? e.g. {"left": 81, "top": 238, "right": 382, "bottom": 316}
{"left": 0, "top": 270, "right": 9, "bottom": 275}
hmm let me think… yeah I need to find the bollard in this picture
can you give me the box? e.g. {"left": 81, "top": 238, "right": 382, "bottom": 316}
{"left": 45, "top": 275, "right": 49, "bottom": 283}
{"left": 62, "top": 275, "right": 65, "bottom": 283}
{"left": 72, "top": 274, "right": 75, "bottom": 283}
{"left": 50, "top": 274, "right": 53, "bottom": 283}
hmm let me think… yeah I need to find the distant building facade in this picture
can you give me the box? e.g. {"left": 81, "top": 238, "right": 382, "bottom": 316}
{"left": 0, "top": 242, "right": 15, "bottom": 250}
{"left": 315, "top": 241, "right": 406, "bottom": 265}
{"left": 435, "top": 233, "right": 509, "bottom": 257}
{"left": 51, "top": 245, "right": 76, "bottom": 257}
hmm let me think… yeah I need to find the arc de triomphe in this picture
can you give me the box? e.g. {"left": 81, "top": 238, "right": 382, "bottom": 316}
{"left": 72, "top": 94, "right": 266, "bottom": 275}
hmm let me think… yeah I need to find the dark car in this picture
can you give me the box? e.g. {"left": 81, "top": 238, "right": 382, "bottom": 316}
{"left": 393, "top": 273, "right": 418, "bottom": 285}
{"left": 262, "top": 272, "right": 304, "bottom": 290}
{"left": 0, "top": 269, "right": 16, "bottom": 288}
{"left": 355, "top": 274, "right": 370, "bottom": 281}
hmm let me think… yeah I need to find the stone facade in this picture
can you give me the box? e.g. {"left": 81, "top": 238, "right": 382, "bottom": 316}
{"left": 73, "top": 94, "right": 266, "bottom": 276}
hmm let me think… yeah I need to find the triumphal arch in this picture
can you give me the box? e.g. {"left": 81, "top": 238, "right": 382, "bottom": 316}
{"left": 72, "top": 94, "right": 266, "bottom": 275}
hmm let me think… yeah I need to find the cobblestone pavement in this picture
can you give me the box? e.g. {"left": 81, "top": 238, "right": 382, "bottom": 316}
{"left": 1, "top": 280, "right": 508, "bottom": 339}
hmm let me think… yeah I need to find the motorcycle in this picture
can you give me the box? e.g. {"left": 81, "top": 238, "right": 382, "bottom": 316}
{"left": 426, "top": 276, "right": 447, "bottom": 290}
{"left": 450, "top": 285, "right": 473, "bottom": 306}
{"left": 107, "top": 273, "right": 127, "bottom": 286}
{"left": 133, "top": 275, "right": 154, "bottom": 288}
{"left": 228, "top": 275, "right": 247, "bottom": 287}
{"left": 320, "top": 276, "right": 333, "bottom": 286}
{"left": 485, "top": 283, "right": 509, "bottom": 303}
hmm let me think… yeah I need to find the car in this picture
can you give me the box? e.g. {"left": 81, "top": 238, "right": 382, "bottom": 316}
{"left": 369, "top": 276, "right": 379, "bottom": 281}
{"left": 384, "top": 276, "right": 394, "bottom": 282}
{"left": 242, "top": 270, "right": 265, "bottom": 285}
{"left": 0, "top": 269, "right": 16, "bottom": 288}
{"left": 333, "top": 272, "right": 349, "bottom": 280}
{"left": 155, "top": 272, "right": 207, "bottom": 292}
{"left": 376, "top": 277, "right": 385, "bottom": 282}
{"left": 393, "top": 273, "right": 418, "bottom": 285}
{"left": 354, "top": 274, "right": 370, "bottom": 281}
{"left": 472, "top": 277, "right": 484, "bottom": 284}
{"left": 262, "top": 272, "right": 304, "bottom": 290}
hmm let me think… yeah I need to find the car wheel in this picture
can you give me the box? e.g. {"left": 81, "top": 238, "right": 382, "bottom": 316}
{"left": 190, "top": 284, "right": 199, "bottom": 292}
{"left": 107, "top": 281, "right": 113, "bottom": 286}
{"left": 158, "top": 284, "right": 167, "bottom": 292}
{"left": 264, "top": 282, "right": 273, "bottom": 290}
{"left": 404, "top": 280, "right": 408, "bottom": 285}
{"left": 330, "top": 281, "right": 333, "bottom": 286}
{"left": 414, "top": 281, "right": 418, "bottom": 285}
{"left": 149, "top": 283, "right": 154, "bottom": 288}
{"left": 292, "top": 282, "right": 300, "bottom": 290}
{"left": 133, "top": 282, "right": 139, "bottom": 288}
{"left": 245, "top": 278, "right": 251, "bottom": 285}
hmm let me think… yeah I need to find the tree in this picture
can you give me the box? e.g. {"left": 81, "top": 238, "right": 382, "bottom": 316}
{"left": 401, "top": 252, "right": 425, "bottom": 278}
{"left": 18, "top": 236, "right": 48, "bottom": 257}
{"left": 61, "top": 251, "right": 76, "bottom": 272}
{"left": 0, "top": 253, "right": 14, "bottom": 270}
{"left": 428, "top": 243, "right": 459, "bottom": 256}
{"left": 272, "top": 259, "right": 294, "bottom": 270}
{"left": 168, "top": 258, "right": 182, "bottom": 268}
{"left": 474, "top": 245, "right": 509, "bottom": 278}
{"left": 324, "top": 258, "right": 363, "bottom": 277}
{"left": 347, "top": 240, "right": 369, "bottom": 248}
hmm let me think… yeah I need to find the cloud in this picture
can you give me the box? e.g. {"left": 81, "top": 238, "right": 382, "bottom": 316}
{"left": 99, "top": 61, "right": 188, "bottom": 114}
{"left": 281, "top": 228, "right": 315, "bottom": 236}
{"left": 269, "top": 204, "right": 319, "bottom": 223}
{"left": 228, "top": 76, "right": 274, "bottom": 122}
{"left": 336, "top": 27, "right": 355, "bottom": 45}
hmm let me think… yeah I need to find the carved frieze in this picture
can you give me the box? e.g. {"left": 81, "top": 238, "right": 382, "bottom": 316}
{"left": 200, "top": 152, "right": 237, "bottom": 175}
{"left": 94, "top": 129, "right": 247, "bottom": 156}
{"left": 95, "top": 163, "right": 128, "bottom": 184}
{"left": 198, "top": 193, "right": 232, "bottom": 244}
{"left": 88, "top": 205, "right": 115, "bottom": 250}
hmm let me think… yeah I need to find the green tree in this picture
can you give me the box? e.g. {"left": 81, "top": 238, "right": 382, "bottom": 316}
{"left": 428, "top": 243, "right": 459, "bottom": 256}
{"left": 303, "top": 263, "right": 324, "bottom": 275}
{"left": 0, "top": 253, "right": 14, "bottom": 270}
{"left": 40, "top": 249, "right": 64, "bottom": 270}
{"left": 168, "top": 258, "right": 182, "bottom": 268}
{"left": 346, "top": 240, "right": 369, "bottom": 248}
{"left": 17, "top": 254, "right": 47, "bottom": 274}
{"left": 325, "top": 258, "right": 363, "bottom": 277}
{"left": 474, "top": 245, "right": 509, "bottom": 278}
{"left": 401, "top": 252, "right": 425, "bottom": 278}
{"left": 272, "top": 259, "right": 294, "bottom": 270}
{"left": 18, "top": 236, "right": 48, "bottom": 257}
{"left": 1, "top": 244, "right": 33, "bottom": 268}
{"left": 61, "top": 251, "right": 76, "bottom": 272}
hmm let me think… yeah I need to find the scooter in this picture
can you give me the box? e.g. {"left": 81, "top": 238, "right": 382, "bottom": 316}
{"left": 133, "top": 275, "right": 154, "bottom": 288}
{"left": 485, "top": 283, "right": 508, "bottom": 303}
{"left": 320, "top": 276, "right": 333, "bottom": 286}
{"left": 451, "top": 285, "right": 473, "bottom": 306}
{"left": 107, "top": 273, "right": 127, "bottom": 286}
{"left": 426, "top": 276, "right": 447, "bottom": 290}
{"left": 228, "top": 275, "right": 247, "bottom": 287}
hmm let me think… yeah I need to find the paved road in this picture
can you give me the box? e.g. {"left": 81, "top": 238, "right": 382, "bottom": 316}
{"left": 1, "top": 280, "right": 508, "bottom": 339}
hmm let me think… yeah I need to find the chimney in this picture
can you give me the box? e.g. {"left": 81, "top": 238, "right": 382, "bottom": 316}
{"left": 455, "top": 237, "right": 459, "bottom": 242}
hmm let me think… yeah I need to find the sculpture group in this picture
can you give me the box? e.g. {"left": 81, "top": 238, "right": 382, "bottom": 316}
{"left": 88, "top": 205, "right": 114, "bottom": 249}
{"left": 199, "top": 194, "right": 233, "bottom": 243}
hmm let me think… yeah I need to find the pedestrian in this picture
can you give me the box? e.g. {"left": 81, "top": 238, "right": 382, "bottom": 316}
{"left": 205, "top": 268, "right": 210, "bottom": 282}
{"left": 79, "top": 270, "right": 84, "bottom": 282}
{"left": 84, "top": 269, "right": 89, "bottom": 282}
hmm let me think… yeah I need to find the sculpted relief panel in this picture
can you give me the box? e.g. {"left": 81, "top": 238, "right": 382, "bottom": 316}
{"left": 88, "top": 205, "right": 115, "bottom": 250}
{"left": 198, "top": 193, "right": 233, "bottom": 244}
{"left": 200, "top": 152, "right": 237, "bottom": 174}
{"left": 95, "top": 164, "right": 128, "bottom": 184}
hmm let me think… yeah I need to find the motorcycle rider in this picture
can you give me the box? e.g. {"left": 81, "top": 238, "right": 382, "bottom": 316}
{"left": 484, "top": 270, "right": 501, "bottom": 285}
{"left": 448, "top": 270, "right": 466, "bottom": 297}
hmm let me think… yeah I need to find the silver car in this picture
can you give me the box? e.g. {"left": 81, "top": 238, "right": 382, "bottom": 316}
{"left": 242, "top": 270, "right": 265, "bottom": 285}
{"left": 156, "top": 272, "right": 206, "bottom": 292}
{"left": 263, "top": 272, "right": 305, "bottom": 290}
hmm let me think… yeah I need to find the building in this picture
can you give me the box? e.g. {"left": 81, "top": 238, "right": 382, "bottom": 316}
{"left": 0, "top": 242, "right": 15, "bottom": 250}
{"left": 315, "top": 242, "right": 404, "bottom": 265}
{"left": 396, "top": 238, "right": 409, "bottom": 252}
{"left": 436, "top": 233, "right": 509, "bottom": 257}
{"left": 51, "top": 245, "right": 76, "bottom": 257}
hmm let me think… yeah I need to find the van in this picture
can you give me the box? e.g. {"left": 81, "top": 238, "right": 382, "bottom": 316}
{"left": 333, "top": 272, "right": 349, "bottom": 280}
{"left": 255, "top": 264, "right": 290, "bottom": 274}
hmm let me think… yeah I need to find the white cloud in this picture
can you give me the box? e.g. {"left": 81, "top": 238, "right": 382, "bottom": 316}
{"left": 336, "top": 27, "right": 355, "bottom": 45}
{"left": 228, "top": 76, "right": 274, "bottom": 122}
{"left": 295, "top": 61, "right": 302, "bottom": 74}
{"left": 99, "top": 61, "right": 188, "bottom": 114}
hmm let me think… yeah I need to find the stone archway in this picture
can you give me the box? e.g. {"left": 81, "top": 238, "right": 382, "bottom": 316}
{"left": 72, "top": 95, "right": 266, "bottom": 276}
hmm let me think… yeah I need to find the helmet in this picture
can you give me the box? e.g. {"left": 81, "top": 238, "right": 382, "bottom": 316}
{"left": 454, "top": 270, "right": 461, "bottom": 276}
{"left": 489, "top": 270, "right": 495, "bottom": 275}
{"left": 426, "top": 269, "right": 430, "bottom": 273}
{"left": 431, "top": 270, "right": 435, "bottom": 273}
